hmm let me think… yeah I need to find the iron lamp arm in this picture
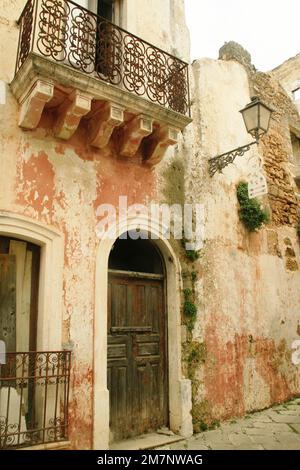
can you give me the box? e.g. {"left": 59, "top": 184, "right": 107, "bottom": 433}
{"left": 208, "top": 140, "right": 258, "bottom": 177}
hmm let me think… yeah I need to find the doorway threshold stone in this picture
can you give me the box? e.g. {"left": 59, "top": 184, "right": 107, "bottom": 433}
{"left": 110, "top": 432, "right": 184, "bottom": 450}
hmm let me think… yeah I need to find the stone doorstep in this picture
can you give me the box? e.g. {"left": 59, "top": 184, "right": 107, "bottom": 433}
{"left": 110, "top": 433, "right": 185, "bottom": 451}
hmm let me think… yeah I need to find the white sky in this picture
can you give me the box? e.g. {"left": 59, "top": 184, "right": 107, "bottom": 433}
{"left": 185, "top": 0, "right": 300, "bottom": 71}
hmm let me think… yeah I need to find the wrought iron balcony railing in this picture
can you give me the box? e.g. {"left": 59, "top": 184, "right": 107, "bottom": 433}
{"left": 16, "top": 0, "right": 190, "bottom": 116}
{"left": 0, "top": 351, "right": 71, "bottom": 449}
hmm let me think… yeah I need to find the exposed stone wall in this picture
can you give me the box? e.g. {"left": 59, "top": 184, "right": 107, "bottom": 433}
{"left": 272, "top": 53, "right": 300, "bottom": 100}
{"left": 219, "top": 41, "right": 255, "bottom": 76}
{"left": 251, "top": 71, "right": 300, "bottom": 225}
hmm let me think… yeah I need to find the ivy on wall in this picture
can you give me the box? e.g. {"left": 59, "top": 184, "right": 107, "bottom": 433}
{"left": 183, "top": 288, "right": 197, "bottom": 332}
{"left": 237, "top": 182, "right": 269, "bottom": 231}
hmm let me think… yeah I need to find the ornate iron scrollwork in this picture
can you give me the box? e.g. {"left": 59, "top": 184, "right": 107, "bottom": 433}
{"left": 16, "top": 0, "right": 35, "bottom": 71}
{"left": 0, "top": 351, "right": 71, "bottom": 449}
{"left": 16, "top": 0, "right": 190, "bottom": 116}
{"left": 37, "top": 0, "right": 70, "bottom": 61}
{"left": 208, "top": 141, "right": 257, "bottom": 177}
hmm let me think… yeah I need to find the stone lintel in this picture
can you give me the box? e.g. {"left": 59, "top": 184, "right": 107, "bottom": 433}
{"left": 54, "top": 90, "right": 92, "bottom": 140}
{"left": 18, "top": 79, "right": 54, "bottom": 129}
{"left": 120, "top": 115, "right": 153, "bottom": 158}
{"left": 143, "top": 126, "right": 179, "bottom": 165}
{"left": 88, "top": 102, "right": 124, "bottom": 148}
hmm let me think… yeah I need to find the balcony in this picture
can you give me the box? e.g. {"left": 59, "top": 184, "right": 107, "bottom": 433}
{"left": 11, "top": 0, "right": 191, "bottom": 164}
{"left": 0, "top": 351, "right": 71, "bottom": 449}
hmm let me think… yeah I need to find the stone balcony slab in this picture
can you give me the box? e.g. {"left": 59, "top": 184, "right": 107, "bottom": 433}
{"left": 11, "top": 54, "right": 191, "bottom": 164}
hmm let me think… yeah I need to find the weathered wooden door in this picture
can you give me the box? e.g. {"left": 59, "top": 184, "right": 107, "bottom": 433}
{"left": 0, "top": 255, "right": 16, "bottom": 352}
{"left": 107, "top": 270, "right": 168, "bottom": 442}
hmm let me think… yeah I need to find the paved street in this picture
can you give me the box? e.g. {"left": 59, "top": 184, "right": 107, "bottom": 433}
{"left": 162, "top": 399, "right": 300, "bottom": 450}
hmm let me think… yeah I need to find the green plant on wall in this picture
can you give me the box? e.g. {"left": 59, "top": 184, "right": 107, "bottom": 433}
{"left": 183, "top": 286, "right": 197, "bottom": 332}
{"left": 181, "top": 238, "right": 200, "bottom": 261}
{"left": 237, "top": 182, "right": 269, "bottom": 231}
{"left": 186, "top": 249, "right": 200, "bottom": 261}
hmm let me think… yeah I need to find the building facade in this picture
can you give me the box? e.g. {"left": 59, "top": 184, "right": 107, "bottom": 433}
{"left": 0, "top": 0, "right": 299, "bottom": 450}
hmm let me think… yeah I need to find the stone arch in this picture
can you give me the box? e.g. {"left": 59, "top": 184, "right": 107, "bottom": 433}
{"left": 93, "top": 214, "right": 192, "bottom": 449}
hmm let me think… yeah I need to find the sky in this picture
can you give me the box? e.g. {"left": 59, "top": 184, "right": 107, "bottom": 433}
{"left": 185, "top": 0, "right": 300, "bottom": 71}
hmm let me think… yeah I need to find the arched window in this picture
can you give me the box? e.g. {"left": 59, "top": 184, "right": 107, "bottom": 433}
{"left": 108, "top": 232, "right": 164, "bottom": 274}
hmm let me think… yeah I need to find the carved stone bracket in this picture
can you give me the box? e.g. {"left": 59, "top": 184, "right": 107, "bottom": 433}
{"left": 18, "top": 79, "right": 54, "bottom": 130}
{"left": 143, "top": 126, "right": 179, "bottom": 165}
{"left": 88, "top": 103, "right": 124, "bottom": 149}
{"left": 54, "top": 90, "right": 92, "bottom": 140}
{"left": 120, "top": 115, "right": 153, "bottom": 158}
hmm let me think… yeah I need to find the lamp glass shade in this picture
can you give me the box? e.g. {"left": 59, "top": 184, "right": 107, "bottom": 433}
{"left": 241, "top": 104, "right": 258, "bottom": 135}
{"left": 240, "top": 98, "right": 272, "bottom": 139}
{"left": 259, "top": 103, "right": 272, "bottom": 133}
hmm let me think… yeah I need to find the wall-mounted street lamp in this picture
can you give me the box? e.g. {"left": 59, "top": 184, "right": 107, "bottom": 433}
{"left": 208, "top": 97, "right": 273, "bottom": 177}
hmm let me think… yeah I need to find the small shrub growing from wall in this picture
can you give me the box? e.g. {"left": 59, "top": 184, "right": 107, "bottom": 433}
{"left": 237, "top": 182, "right": 269, "bottom": 231}
{"left": 181, "top": 238, "right": 200, "bottom": 261}
{"left": 183, "top": 288, "right": 197, "bottom": 331}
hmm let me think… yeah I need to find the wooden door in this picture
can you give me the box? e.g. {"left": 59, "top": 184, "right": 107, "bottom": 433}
{"left": 107, "top": 270, "right": 168, "bottom": 442}
{"left": 0, "top": 255, "right": 16, "bottom": 352}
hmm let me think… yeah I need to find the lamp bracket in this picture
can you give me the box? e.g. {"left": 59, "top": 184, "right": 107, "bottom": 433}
{"left": 208, "top": 140, "right": 257, "bottom": 177}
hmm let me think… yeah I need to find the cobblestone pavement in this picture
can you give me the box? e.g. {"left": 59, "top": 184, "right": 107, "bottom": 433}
{"left": 162, "top": 399, "right": 300, "bottom": 450}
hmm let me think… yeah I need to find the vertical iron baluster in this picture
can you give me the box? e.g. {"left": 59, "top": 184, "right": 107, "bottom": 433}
{"left": 61, "top": 351, "right": 67, "bottom": 439}
{"left": 32, "top": 0, "right": 38, "bottom": 55}
{"left": 187, "top": 64, "right": 191, "bottom": 118}
{"left": 15, "top": 9, "right": 23, "bottom": 75}
{"left": 4, "top": 358, "right": 12, "bottom": 449}
{"left": 16, "top": 353, "right": 27, "bottom": 446}
{"left": 42, "top": 352, "right": 48, "bottom": 443}
{"left": 64, "top": 352, "right": 71, "bottom": 439}
{"left": 53, "top": 352, "right": 60, "bottom": 441}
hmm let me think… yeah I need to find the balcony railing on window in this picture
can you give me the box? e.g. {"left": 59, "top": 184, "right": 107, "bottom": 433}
{"left": 15, "top": 0, "right": 190, "bottom": 116}
{"left": 0, "top": 351, "right": 71, "bottom": 449}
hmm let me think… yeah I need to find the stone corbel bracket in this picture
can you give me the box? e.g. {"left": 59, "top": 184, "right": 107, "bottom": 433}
{"left": 88, "top": 102, "right": 124, "bottom": 149}
{"left": 54, "top": 90, "right": 92, "bottom": 140}
{"left": 18, "top": 79, "right": 54, "bottom": 130}
{"left": 120, "top": 115, "right": 153, "bottom": 158}
{"left": 143, "top": 126, "right": 180, "bottom": 165}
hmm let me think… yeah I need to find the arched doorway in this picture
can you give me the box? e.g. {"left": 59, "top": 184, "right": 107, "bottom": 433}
{"left": 107, "top": 232, "right": 168, "bottom": 442}
{"left": 93, "top": 215, "right": 193, "bottom": 449}
{"left": 0, "top": 213, "right": 65, "bottom": 449}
